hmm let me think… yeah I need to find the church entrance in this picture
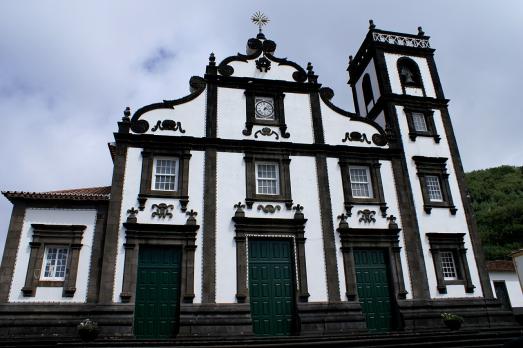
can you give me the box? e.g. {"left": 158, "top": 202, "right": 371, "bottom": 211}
{"left": 354, "top": 249, "right": 393, "bottom": 332}
{"left": 248, "top": 239, "right": 296, "bottom": 336}
{"left": 133, "top": 245, "right": 182, "bottom": 339}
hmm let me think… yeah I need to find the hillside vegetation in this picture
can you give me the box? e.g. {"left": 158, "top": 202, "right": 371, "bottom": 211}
{"left": 465, "top": 165, "right": 523, "bottom": 260}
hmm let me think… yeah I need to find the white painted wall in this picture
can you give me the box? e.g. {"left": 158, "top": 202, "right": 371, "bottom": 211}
{"left": 215, "top": 152, "right": 329, "bottom": 303}
{"left": 321, "top": 99, "right": 388, "bottom": 148}
{"left": 9, "top": 208, "right": 97, "bottom": 303}
{"left": 228, "top": 59, "right": 298, "bottom": 82}
{"left": 489, "top": 271, "right": 523, "bottom": 309}
{"left": 217, "top": 87, "right": 314, "bottom": 144}
{"left": 327, "top": 158, "right": 413, "bottom": 299}
{"left": 353, "top": 58, "right": 381, "bottom": 117}
{"left": 396, "top": 105, "right": 482, "bottom": 298}
{"left": 112, "top": 147, "right": 206, "bottom": 303}
{"left": 384, "top": 53, "right": 436, "bottom": 98}
{"left": 130, "top": 90, "right": 206, "bottom": 138}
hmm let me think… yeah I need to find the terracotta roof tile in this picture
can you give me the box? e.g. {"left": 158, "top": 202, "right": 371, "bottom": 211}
{"left": 486, "top": 260, "right": 515, "bottom": 272}
{"left": 2, "top": 186, "right": 111, "bottom": 202}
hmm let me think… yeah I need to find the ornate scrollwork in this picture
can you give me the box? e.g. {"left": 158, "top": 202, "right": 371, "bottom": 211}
{"left": 372, "top": 133, "right": 388, "bottom": 146}
{"left": 126, "top": 207, "right": 138, "bottom": 223}
{"left": 255, "top": 56, "right": 271, "bottom": 72}
{"left": 254, "top": 127, "right": 279, "bottom": 139}
{"left": 257, "top": 204, "right": 281, "bottom": 214}
{"left": 151, "top": 203, "right": 174, "bottom": 219}
{"left": 151, "top": 120, "right": 186, "bottom": 133}
{"left": 130, "top": 119, "right": 150, "bottom": 134}
{"left": 342, "top": 131, "right": 371, "bottom": 144}
{"left": 358, "top": 209, "right": 376, "bottom": 224}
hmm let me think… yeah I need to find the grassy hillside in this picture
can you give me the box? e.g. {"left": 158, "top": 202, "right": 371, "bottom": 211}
{"left": 465, "top": 165, "right": 523, "bottom": 260}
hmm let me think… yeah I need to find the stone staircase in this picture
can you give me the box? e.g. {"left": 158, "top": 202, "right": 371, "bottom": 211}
{"left": 1, "top": 328, "right": 522, "bottom": 348}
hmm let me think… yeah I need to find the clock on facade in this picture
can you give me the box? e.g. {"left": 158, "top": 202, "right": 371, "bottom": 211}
{"left": 254, "top": 97, "right": 275, "bottom": 120}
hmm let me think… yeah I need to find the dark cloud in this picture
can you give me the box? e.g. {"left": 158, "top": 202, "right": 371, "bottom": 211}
{"left": 1, "top": 1, "right": 522, "bottom": 257}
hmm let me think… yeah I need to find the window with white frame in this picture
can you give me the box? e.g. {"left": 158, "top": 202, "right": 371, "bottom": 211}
{"left": 349, "top": 166, "right": 374, "bottom": 198}
{"left": 41, "top": 246, "right": 69, "bottom": 280}
{"left": 256, "top": 162, "right": 280, "bottom": 195}
{"left": 412, "top": 112, "right": 428, "bottom": 132}
{"left": 440, "top": 251, "right": 458, "bottom": 280}
{"left": 152, "top": 157, "right": 178, "bottom": 191}
{"left": 425, "top": 175, "right": 443, "bottom": 202}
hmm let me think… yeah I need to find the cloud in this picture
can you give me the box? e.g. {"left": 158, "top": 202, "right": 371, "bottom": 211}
{"left": 142, "top": 47, "right": 176, "bottom": 73}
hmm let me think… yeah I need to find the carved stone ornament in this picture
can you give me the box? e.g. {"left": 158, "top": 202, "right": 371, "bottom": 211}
{"left": 337, "top": 213, "right": 349, "bottom": 229}
{"left": 292, "top": 204, "right": 304, "bottom": 219}
{"left": 387, "top": 215, "right": 398, "bottom": 229}
{"left": 126, "top": 207, "right": 139, "bottom": 223}
{"left": 358, "top": 209, "right": 376, "bottom": 224}
{"left": 151, "top": 203, "right": 174, "bottom": 219}
{"left": 186, "top": 209, "right": 197, "bottom": 225}
{"left": 151, "top": 120, "right": 186, "bottom": 133}
{"left": 342, "top": 131, "right": 371, "bottom": 144}
{"left": 254, "top": 127, "right": 279, "bottom": 139}
{"left": 372, "top": 133, "right": 388, "bottom": 146}
{"left": 234, "top": 202, "right": 246, "bottom": 217}
{"left": 257, "top": 204, "right": 281, "bottom": 214}
{"left": 255, "top": 56, "right": 271, "bottom": 72}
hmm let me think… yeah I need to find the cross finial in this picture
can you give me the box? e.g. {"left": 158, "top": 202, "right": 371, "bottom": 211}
{"left": 251, "top": 11, "right": 269, "bottom": 33}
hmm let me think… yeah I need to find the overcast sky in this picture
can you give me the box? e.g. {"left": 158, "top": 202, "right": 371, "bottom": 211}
{"left": 1, "top": 1, "right": 522, "bottom": 257}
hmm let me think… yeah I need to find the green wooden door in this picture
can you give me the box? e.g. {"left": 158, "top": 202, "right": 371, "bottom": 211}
{"left": 354, "top": 249, "right": 393, "bottom": 332}
{"left": 248, "top": 239, "right": 295, "bottom": 336}
{"left": 134, "top": 245, "right": 182, "bottom": 339}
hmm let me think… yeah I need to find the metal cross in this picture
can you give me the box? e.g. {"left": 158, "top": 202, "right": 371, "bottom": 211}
{"left": 251, "top": 11, "right": 269, "bottom": 33}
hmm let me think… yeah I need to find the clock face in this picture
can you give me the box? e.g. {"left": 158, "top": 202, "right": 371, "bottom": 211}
{"left": 255, "top": 97, "right": 275, "bottom": 120}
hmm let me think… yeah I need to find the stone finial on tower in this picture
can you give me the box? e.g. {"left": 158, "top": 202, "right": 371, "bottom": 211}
{"left": 418, "top": 26, "right": 425, "bottom": 36}
{"left": 369, "top": 19, "right": 376, "bottom": 29}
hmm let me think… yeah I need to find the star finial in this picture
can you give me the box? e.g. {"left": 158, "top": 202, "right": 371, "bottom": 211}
{"left": 251, "top": 11, "right": 270, "bottom": 33}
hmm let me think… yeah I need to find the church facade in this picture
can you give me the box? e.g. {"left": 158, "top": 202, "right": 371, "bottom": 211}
{"left": 0, "top": 23, "right": 515, "bottom": 338}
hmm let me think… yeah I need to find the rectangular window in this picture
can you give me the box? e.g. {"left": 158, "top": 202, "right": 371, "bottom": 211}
{"left": 349, "top": 166, "right": 373, "bottom": 198}
{"left": 256, "top": 162, "right": 280, "bottom": 195}
{"left": 440, "top": 251, "right": 457, "bottom": 280}
{"left": 412, "top": 112, "right": 428, "bottom": 132}
{"left": 425, "top": 175, "right": 443, "bottom": 202}
{"left": 153, "top": 157, "right": 178, "bottom": 191}
{"left": 41, "top": 246, "right": 69, "bottom": 280}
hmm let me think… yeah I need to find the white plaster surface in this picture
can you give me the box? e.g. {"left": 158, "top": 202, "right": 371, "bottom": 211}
{"left": 9, "top": 208, "right": 97, "bottom": 303}
{"left": 384, "top": 53, "right": 436, "bottom": 98}
{"left": 354, "top": 58, "right": 381, "bottom": 116}
{"left": 489, "top": 271, "right": 523, "bottom": 308}
{"left": 321, "top": 99, "right": 388, "bottom": 148}
{"left": 228, "top": 59, "right": 298, "bottom": 82}
{"left": 130, "top": 90, "right": 206, "bottom": 137}
{"left": 395, "top": 105, "right": 483, "bottom": 298}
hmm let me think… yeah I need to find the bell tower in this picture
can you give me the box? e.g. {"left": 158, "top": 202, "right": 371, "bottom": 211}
{"left": 347, "top": 20, "right": 494, "bottom": 303}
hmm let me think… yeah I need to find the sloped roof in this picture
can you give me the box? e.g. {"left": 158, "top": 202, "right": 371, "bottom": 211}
{"left": 486, "top": 260, "right": 515, "bottom": 272}
{"left": 2, "top": 186, "right": 111, "bottom": 202}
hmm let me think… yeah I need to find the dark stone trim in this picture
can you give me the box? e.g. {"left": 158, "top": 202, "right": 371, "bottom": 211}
{"left": 244, "top": 152, "right": 292, "bottom": 209}
{"left": 232, "top": 216, "right": 309, "bottom": 303}
{"left": 315, "top": 155, "right": 341, "bottom": 302}
{"left": 309, "top": 91, "right": 325, "bottom": 144}
{"left": 86, "top": 206, "right": 108, "bottom": 303}
{"left": 129, "top": 76, "right": 206, "bottom": 134}
{"left": 412, "top": 156, "right": 457, "bottom": 215}
{"left": 205, "top": 74, "right": 320, "bottom": 93}
{"left": 404, "top": 107, "right": 440, "bottom": 143}
{"left": 438, "top": 108, "right": 493, "bottom": 298}
{"left": 22, "top": 224, "right": 85, "bottom": 297}
{"left": 120, "top": 222, "right": 199, "bottom": 304}
{"left": 0, "top": 202, "right": 26, "bottom": 302}
{"left": 386, "top": 104, "right": 430, "bottom": 300}
{"left": 372, "top": 49, "right": 393, "bottom": 99}
{"left": 201, "top": 149, "right": 217, "bottom": 303}
{"left": 99, "top": 144, "right": 128, "bottom": 304}
{"left": 426, "top": 233, "right": 475, "bottom": 294}
{"left": 338, "top": 157, "right": 387, "bottom": 217}
{"left": 138, "top": 148, "right": 192, "bottom": 211}
{"left": 336, "top": 227, "right": 407, "bottom": 302}
{"left": 243, "top": 90, "right": 289, "bottom": 138}
{"left": 206, "top": 79, "right": 217, "bottom": 138}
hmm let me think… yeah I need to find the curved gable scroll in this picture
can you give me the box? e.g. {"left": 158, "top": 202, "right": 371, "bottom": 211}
{"left": 319, "top": 87, "right": 388, "bottom": 148}
{"left": 130, "top": 76, "right": 206, "bottom": 134}
{"left": 217, "top": 37, "right": 308, "bottom": 83}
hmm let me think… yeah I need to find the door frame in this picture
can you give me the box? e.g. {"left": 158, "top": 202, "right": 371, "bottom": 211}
{"left": 336, "top": 226, "right": 407, "bottom": 330}
{"left": 120, "top": 222, "right": 199, "bottom": 304}
{"left": 232, "top": 216, "right": 310, "bottom": 304}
